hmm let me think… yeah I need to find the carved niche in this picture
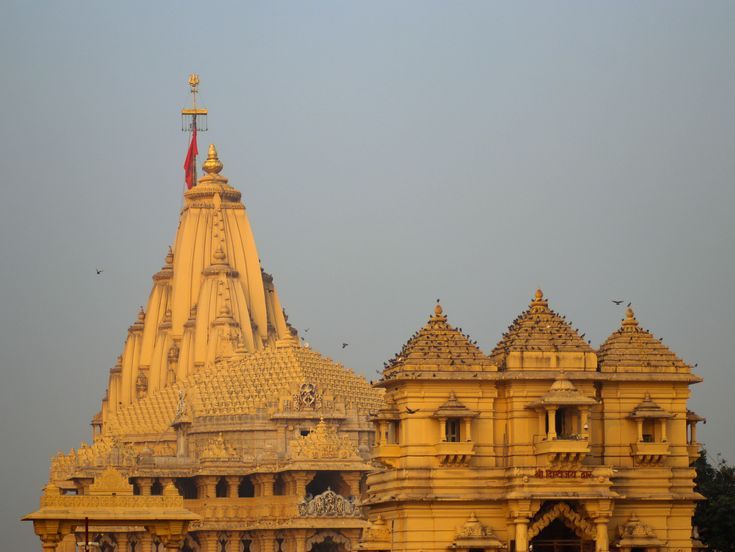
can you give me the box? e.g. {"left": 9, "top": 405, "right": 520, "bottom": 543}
{"left": 289, "top": 419, "right": 360, "bottom": 460}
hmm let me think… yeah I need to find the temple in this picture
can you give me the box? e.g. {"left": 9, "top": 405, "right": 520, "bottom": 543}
{"left": 361, "top": 296, "right": 704, "bottom": 552}
{"left": 24, "top": 89, "right": 705, "bottom": 552}
{"left": 25, "top": 143, "right": 383, "bottom": 552}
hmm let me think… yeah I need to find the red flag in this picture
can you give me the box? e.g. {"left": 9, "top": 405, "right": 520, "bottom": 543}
{"left": 184, "top": 126, "right": 198, "bottom": 189}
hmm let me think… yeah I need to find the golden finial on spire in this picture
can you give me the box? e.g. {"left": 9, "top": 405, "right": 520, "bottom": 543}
{"left": 530, "top": 288, "right": 548, "bottom": 310}
{"left": 434, "top": 303, "right": 443, "bottom": 316}
{"left": 188, "top": 73, "right": 200, "bottom": 94}
{"left": 203, "top": 144, "right": 223, "bottom": 175}
{"left": 622, "top": 307, "right": 639, "bottom": 331}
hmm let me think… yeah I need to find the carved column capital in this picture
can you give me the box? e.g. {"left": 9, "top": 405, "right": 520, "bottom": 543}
{"left": 137, "top": 477, "right": 154, "bottom": 496}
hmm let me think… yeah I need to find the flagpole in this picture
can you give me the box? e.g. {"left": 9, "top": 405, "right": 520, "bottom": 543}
{"left": 182, "top": 74, "right": 207, "bottom": 192}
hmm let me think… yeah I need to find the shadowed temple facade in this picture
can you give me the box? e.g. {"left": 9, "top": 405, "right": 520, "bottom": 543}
{"left": 25, "top": 113, "right": 704, "bottom": 552}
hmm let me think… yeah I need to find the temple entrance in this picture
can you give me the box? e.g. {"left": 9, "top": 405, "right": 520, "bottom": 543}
{"left": 530, "top": 519, "right": 594, "bottom": 552}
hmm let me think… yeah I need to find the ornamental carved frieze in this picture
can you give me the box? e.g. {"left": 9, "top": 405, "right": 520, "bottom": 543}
{"left": 453, "top": 512, "right": 506, "bottom": 550}
{"left": 289, "top": 419, "right": 360, "bottom": 460}
{"left": 360, "top": 515, "right": 391, "bottom": 549}
{"left": 615, "top": 514, "right": 664, "bottom": 549}
{"left": 199, "top": 433, "right": 240, "bottom": 462}
{"left": 294, "top": 382, "right": 323, "bottom": 411}
{"left": 50, "top": 436, "right": 138, "bottom": 480}
{"left": 298, "top": 489, "right": 362, "bottom": 517}
{"left": 528, "top": 503, "right": 596, "bottom": 541}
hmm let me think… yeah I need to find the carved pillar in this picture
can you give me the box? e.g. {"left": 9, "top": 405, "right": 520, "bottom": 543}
{"left": 464, "top": 417, "right": 473, "bottom": 442}
{"left": 200, "top": 531, "right": 219, "bottom": 552}
{"left": 514, "top": 518, "right": 529, "bottom": 552}
{"left": 253, "top": 474, "right": 275, "bottom": 497}
{"left": 660, "top": 419, "right": 668, "bottom": 442}
{"left": 259, "top": 531, "right": 276, "bottom": 552}
{"left": 40, "top": 539, "right": 60, "bottom": 552}
{"left": 117, "top": 532, "right": 130, "bottom": 552}
{"left": 139, "top": 532, "right": 153, "bottom": 552}
{"left": 636, "top": 419, "right": 644, "bottom": 442}
{"left": 226, "top": 476, "right": 241, "bottom": 498}
{"left": 290, "top": 471, "right": 315, "bottom": 498}
{"left": 226, "top": 531, "right": 240, "bottom": 552}
{"left": 197, "top": 476, "right": 218, "bottom": 499}
{"left": 546, "top": 407, "right": 557, "bottom": 440}
{"left": 75, "top": 478, "right": 93, "bottom": 495}
{"left": 437, "top": 417, "right": 446, "bottom": 441}
{"left": 340, "top": 472, "right": 361, "bottom": 496}
{"left": 33, "top": 520, "right": 66, "bottom": 552}
{"left": 137, "top": 477, "right": 153, "bottom": 496}
{"left": 595, "top": 519, "right": 610, "bottom": 552}
{"left": 378, "top": 421, "right": 388, "bottom": 445}
{"left": 690, "top": 422, "right": 698, "bottom": 443}
{"left": 294, "top": 529, "right": 307, "bottom": 552}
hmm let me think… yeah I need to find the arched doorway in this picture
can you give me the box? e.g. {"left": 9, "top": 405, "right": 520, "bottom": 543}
{"left": 530, "top": 519, "right": 594, "bottom": 552}
{"left": 528, "top": 503, "right": 596, "bottom": 552}
{"left": 306, "top": 531, "right": 351, "bottom": 552}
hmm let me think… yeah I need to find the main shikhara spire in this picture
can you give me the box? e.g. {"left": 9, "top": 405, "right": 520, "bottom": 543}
{"left": 101, "top": 142, "right": 294, "bottom": 426}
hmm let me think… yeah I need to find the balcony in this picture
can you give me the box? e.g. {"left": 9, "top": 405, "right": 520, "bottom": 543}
{"left": 373, "top": 443, "right": 401, "bottom": 468}
{"left": 435, "top": 441, "right": 475, "bottom": 466}
{"left": 534, "top": 436, "right": 589, "bottom": 466}
{"left": 631, "top": 441, "right": 670, "bottom": 465}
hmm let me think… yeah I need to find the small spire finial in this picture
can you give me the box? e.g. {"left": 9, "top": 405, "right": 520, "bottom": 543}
{"left": 434, "top": 303, "right": 443, "bottom": 316}
{"left": 137, "top": 307, "right": 145, "bottom": 322}
{"left": 622, "top": 307, "right": 639, "bottom": 330}
{"left": 530, "top": 288, "right": 548, "bottom": 309}
{"left": 202, "top": 144, "right": 223, "bottom": 175}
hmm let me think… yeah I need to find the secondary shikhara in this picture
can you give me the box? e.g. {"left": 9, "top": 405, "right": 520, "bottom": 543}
{"left": 24, "top": 78, "right": 705, "bottom": 552}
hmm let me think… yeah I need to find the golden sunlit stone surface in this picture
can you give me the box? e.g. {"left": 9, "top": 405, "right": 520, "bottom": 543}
{"left": 24, "top": 139, "right": 704, "bottom": 552}
{"left": 27, "top": 146, "right": 383, "bottom": 552}
{"left": 362, "top": 292, "right": 703, "bottom": 552}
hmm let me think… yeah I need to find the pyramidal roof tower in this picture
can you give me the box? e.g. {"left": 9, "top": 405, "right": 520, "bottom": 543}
{"left": 101, "top": 87, "right": 292, "bottom": 426}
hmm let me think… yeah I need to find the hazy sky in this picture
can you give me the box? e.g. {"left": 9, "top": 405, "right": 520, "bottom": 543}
{"left": 2, "top": 1, "right": 734, "bottom": 548}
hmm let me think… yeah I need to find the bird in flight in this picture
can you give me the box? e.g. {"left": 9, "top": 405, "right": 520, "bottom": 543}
{"left": 611, "top": 300, "right": 623, "bottom": 305}
{"left": 342, "top": 342, "right": 349, "bottom": 349}
{"left": 96, "top": 267, "right": 104, "bottom": 275}
{"left": 304, "top": 328, "right": 310, "bottom": 333}
{"left": 405, "top": 407, "right": 419, "bottom": 414}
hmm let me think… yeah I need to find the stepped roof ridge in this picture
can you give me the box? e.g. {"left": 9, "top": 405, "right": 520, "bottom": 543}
{"left": 598, "top": 308, "right": 691, "bottom": 373}
{"left": 489, "top": 289, "right": 593, "bottom": 366}
{"left": 383, "top": 303, "right": 494, "bottom": 377}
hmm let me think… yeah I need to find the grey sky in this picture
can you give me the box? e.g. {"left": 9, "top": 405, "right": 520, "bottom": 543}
{"left": 2, "top": 1, "right": 734, "bottom": 548}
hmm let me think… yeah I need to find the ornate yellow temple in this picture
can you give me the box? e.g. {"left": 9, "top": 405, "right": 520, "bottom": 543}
{"left": 24, "top": 83, "right": 704, "bottom": 552}
{"left": 25, "top": 141, "right": 383, "bottom": 552}
{"left": 361, "top": 295, "right": 704, "bottom": 552}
